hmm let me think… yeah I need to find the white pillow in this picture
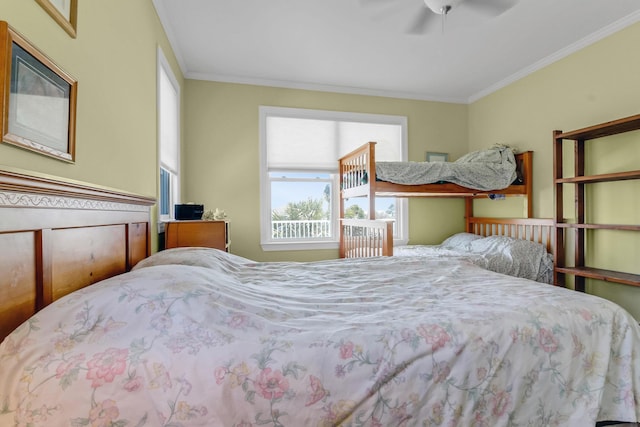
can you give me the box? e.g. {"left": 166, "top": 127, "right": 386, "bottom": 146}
{"left": 468, "top": 236, "right": 552, "bottom": 283}
{"left": 441, "top": 232, "right": 483, "bottom": 250}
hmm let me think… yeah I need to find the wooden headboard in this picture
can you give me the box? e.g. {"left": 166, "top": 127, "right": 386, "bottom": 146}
{"left": 0, "top": 167, "right": 155, "bottom": 341}
{"left": 340, "top": 217, "right": 555, "bottom": 258}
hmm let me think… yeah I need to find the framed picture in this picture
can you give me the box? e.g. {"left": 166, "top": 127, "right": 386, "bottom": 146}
{"left": 35, "top": 0, "right": 78, "bottom": 38}
{"left": 426, "top": 151, "right": 449, "bottom": 162}
{"left": 0, "top": 21, "right": 77, "bottom": 162}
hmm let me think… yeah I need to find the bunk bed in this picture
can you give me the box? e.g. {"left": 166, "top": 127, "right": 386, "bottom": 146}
{"left": 339, "top": 141, "right": 533, "bottom": 215}
{"left": 2, "top": 168, "right": 639, "bottom": 426}
{"left": 339, "top": 142, "right": 535, "bottom": 258}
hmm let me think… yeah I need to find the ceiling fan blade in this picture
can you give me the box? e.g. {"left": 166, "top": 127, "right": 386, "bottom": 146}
{"left": 462, "top": 0, "right": 518, "bottom": 16}
{"left": 406, "top": 9, "right": 437, "bottom": 34}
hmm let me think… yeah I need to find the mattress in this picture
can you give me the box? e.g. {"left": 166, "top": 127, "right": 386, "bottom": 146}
{"left": 0, "top": 248, "right": 638, "bottom": 426}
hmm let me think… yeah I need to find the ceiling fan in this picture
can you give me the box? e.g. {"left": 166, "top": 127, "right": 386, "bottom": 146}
{"left": 362, "top": 0, "right": 518, "bottom": 35}
{"left": 423, "top": 0, "right": 464, "bottom": 15}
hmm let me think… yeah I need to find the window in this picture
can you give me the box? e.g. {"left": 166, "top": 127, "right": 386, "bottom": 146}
{"left": 259, "top": 106, "right": 408, "bottom": 251}
{"left": 157, "top": 48, "right": 180, "bottom": 224}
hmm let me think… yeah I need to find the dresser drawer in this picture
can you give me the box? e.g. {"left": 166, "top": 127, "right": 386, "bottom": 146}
{"left": 165, "top": 220, "right": 228, "bottom": 251}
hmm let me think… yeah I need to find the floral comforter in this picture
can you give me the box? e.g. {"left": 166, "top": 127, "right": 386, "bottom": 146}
{"left": 1, "top": 248, "right": 639, "bottom": 426}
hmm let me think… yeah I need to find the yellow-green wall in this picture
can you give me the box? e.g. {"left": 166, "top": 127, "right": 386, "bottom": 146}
{"left": 0, "top": 0, "right": 184, "bottom": 250}
{"left": 469, "top": 22, "right": 640, "bottom": 319}
{"left": 183, "top": 81, "right": 468, "bottom": 261}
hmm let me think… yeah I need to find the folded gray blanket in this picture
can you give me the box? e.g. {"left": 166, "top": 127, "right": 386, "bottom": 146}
{"left": 375, "top": 146, "right": 517, "bottom": 191}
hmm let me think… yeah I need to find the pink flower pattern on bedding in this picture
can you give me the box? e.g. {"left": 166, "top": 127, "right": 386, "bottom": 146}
{"left": 0, "top": 248, "right": 639, "bottom": 426}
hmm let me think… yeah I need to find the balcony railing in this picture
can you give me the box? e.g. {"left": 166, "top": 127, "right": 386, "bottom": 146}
{"left": 271, "top": 220, "right": 331, "bottom": 239}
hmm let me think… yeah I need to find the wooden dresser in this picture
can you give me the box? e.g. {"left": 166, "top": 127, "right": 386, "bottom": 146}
{"left": 165, "top": 220, "right": 229, "bottom": 251}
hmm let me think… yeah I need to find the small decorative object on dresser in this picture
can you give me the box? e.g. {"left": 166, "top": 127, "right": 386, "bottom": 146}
{"left": 213, "top": 207, "right": 227, "bottom": 220}
{"left": 165, "top": 220, "right": 229, "bottom": 252}
{"left": 202, "top": 208, "right": 227, "bottom": 221}
{"left": 202, "top": 209, "right": 215, "bottom": 220}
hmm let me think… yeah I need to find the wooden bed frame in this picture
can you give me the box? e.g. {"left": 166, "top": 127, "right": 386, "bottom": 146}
{"left": 0, "top": 167, "right": 155, "bottom": 342}
{"left": 341, "top": 217, "right": 555, "bottom": 258}
{"left": 340, "top": 219, "right": 394, "bottom": 258}
{"left": 467, "top": 216, "right": 554, "bottom": 253}
{"left": 339, "top": 142, "right": 534, "bottom": 219}
{"left": 339, "top": 142, "right": 539, "bottom": 259}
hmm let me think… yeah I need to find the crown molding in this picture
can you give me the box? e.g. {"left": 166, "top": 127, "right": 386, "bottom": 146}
{"left": 186, "top": 71, "right": 468, "bottom": 104}
{"left": 468, "top": 10, "right": 640, "bottom": 103}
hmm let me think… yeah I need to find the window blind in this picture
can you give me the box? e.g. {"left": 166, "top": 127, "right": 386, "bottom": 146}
{"left": 159, "top": 68, "right": 179, "bottom": 172}
{"left": 266, "top": 116, "right": 402, "bottom": 172}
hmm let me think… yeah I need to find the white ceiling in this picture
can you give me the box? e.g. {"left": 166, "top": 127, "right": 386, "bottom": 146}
{"left": 153, "top": 0, "right": 640, "bottom": 104}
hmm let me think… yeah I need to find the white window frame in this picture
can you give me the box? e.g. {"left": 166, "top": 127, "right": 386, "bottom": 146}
{"left": 157, "top": 47, "right": 181, "bottom": 231}
{"left": 259, "top": 106, "right": 408, "bottom": 251}
{"left": 270, "top": 172, "right": 337, "bottom": 243}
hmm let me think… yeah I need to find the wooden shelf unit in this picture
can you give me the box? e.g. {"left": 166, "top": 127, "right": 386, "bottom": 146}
{"left": 553, "top": 113, "right": 640, "bottom": 291}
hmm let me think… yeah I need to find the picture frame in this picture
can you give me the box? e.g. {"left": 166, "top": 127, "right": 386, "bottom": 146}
{"left": 0, "top": 21, "right": 77, "bottom": 162}
{"left": 426, "top": 151, "right": 449, "bottom": 162}
{"left": 35, "top": 0, "right": 78, "bottom": 38}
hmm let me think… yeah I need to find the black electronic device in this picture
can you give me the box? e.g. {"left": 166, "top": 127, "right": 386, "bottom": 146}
{"left": 175, "top": 204, "right": 204, "bottom": 220}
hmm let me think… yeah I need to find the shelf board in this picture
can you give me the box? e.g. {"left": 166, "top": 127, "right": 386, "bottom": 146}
{"left": 555, "top": 170, "right": 640, "bottom": 184}
{"left": 555, "top": 223, "right": 640, "bottom": 231}
{"left": 555, "top": 114, "right": 640, "bottom": 141}
{"left": 555, "top": 266, "right": 640, "bottom": 287}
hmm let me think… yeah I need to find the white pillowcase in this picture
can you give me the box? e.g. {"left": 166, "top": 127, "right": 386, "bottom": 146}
{"left": 467, "top": 236, "right": 553, "bottom": 284}
{"left": 441, "top": 232, "right": 483, "bottom": 250}
{"left": 398, "top": 233, "right": 553, "bottom": 284}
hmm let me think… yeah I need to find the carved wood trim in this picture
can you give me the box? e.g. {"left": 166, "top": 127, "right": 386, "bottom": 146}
{"left": 0, "top": 167, "right": 155, "bottom": 207}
